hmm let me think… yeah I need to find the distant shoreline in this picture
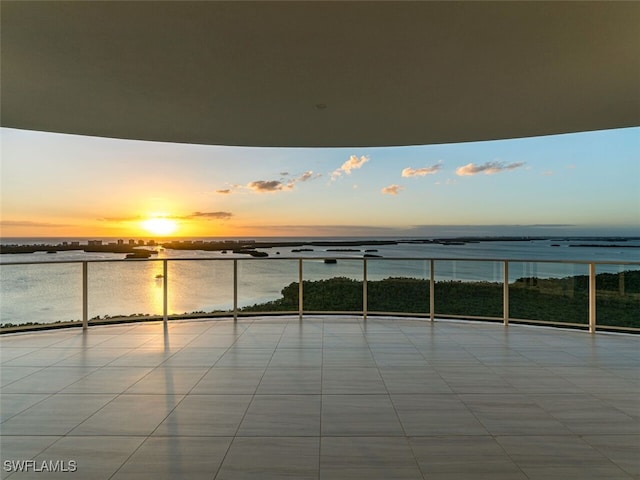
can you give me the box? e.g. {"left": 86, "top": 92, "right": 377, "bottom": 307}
{"left": 1, "top": 236, "right": 639, "bottom": 255}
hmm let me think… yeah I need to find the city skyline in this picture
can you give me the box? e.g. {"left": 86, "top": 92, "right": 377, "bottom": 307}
{"left": 1, "top": 126, "right": 639, "bottom": 238}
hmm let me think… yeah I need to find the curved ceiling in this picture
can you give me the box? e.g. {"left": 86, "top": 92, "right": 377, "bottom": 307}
{"left": 1, "top": 1, "right": 639, "bottom": 148}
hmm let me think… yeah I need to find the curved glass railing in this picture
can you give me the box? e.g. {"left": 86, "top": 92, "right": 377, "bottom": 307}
{"left": 1, "top": 257, "right": 638, "bottom": 333}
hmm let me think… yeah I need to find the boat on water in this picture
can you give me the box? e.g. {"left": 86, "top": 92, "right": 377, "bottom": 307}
{"left": 125, "top": 250, "right": 155, "bottom": 259}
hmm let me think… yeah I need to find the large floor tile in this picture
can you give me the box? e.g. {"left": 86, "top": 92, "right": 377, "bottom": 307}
{"left": 320, "top": 436, "right": 423, "bottom": 480}
{"left": 69, "top": 394, "right": 183, "bottom": 436}
{"left": 216, "top": 437, "right": 319, "bottom": 480}
{"left": 237, "top": 394, "right": 320, "bottom": 436}
{"left": 124, "top": 366, "right": 208, "bottom": 394}
{"left": 1, "top": 394, "right": 116, "bottom": 435}
{"left": 321, "top": 394, "right": 404, "bottom": 436}
{"left": 152, "top": 394, "right": 251, "bottom": 436}
{"left": 190, "top": 367, "right": 265, "bottom": 394}
{"left": 111, "top": 436, "right": 232, "bottom": 480}
{"left": 256, "top": 367, "right": 321, "bottom": 394}
{"left": 322, "top": 367, "right": 387, "bottom": 394}
{"left": 392, "top": 394, "right": 489, "bottom": 436}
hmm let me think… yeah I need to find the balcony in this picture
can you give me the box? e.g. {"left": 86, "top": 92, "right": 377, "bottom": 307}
{"left": 1, "top": 257, "right": 639, "bottom": 479}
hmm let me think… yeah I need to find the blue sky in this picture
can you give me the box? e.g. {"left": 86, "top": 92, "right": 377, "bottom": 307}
{"left": 1, "top": 126, "right": 638, "bottom": 238}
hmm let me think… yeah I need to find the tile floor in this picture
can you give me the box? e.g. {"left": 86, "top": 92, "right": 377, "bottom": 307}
{"left": 1, "top": 316, "right": 638, "bottom": 479}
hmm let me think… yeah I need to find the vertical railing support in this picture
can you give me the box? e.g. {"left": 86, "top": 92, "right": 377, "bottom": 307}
{"left": 363, "top": 258, "right": 368, "bottom": 321}
{"left": 429, "top": 259, "right": 435, "bottom": 322}
{"left": 82, "top": 261, "right": 88, "bottom": 330}
{"left": 588, "top": 262, "right": 596, "bottom": 333}
{"left": 298, "top": 259, "right": 303, "bottom": 320}
{"left": 503, "top": 260, "right": 509, "bottom": 326}
{"left": 163, "top": 260, "right": 168, "bottom": 325}
{"left": 233, "top": 259, "right": 238, "bottom": 322}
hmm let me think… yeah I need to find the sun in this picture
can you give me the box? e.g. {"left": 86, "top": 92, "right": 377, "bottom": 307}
{"left": 141, "top": 217, "right": 178, "bottom": 236}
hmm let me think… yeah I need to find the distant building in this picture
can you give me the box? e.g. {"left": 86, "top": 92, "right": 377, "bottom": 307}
{"left": 117, "top": 239, "right": 124, "bottom": 245}
{"left": 88, "top": 240, "right": 102, "bottom": 246}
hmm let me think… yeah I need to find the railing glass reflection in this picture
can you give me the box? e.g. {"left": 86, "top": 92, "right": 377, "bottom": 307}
{"left": 433, "top": 260, "right": 503, "bottom": 319}
{"left": 508, "top": 262, "right": 590, "bottom": 327}
{"left": 1, "top": 257, "right": 638, "bottom": 333}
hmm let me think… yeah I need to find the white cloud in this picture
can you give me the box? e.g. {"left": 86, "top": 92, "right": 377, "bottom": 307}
{"left": 455, "top": 161, "right": 525, "bottom": 176}
{"left": 401, "top": 162, "right": 442, "bottom": 177}
{"left": 331, "top": 155, "right": 369, "bottom": 180}
{"left": 381, "top": 184, "right": 403, "bottom": 195}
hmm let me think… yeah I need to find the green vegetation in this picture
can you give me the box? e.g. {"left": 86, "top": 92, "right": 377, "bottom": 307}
{"left": 241, "top": 271, "right": 640, "bottom": 329}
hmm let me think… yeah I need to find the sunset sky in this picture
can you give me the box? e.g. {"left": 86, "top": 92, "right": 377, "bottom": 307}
{"left": 1, "top": 126, "right": 638, "bottom": 239}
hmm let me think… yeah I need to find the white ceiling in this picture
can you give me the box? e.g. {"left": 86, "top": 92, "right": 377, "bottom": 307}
{"left": 2, "top": 1, "right": 639, "bottom": 147}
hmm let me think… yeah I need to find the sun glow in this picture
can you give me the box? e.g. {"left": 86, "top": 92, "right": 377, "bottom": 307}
{"left": 141, "top": 217, "right": 178, "bottom": 236}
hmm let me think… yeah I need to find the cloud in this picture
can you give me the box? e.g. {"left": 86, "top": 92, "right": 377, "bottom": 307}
{"left": 297, "top": 170, "right": 321, "bottom": 182}
{"left": 402, "top": 163, "right": 442, "bottom": 177}
{"left": 247, "top": 180, "right": 293, "bottom": 193}
{"left": 101, "top": 212, "right": 233, "bottom": 222}
{"left": 455, "top": 161, "right": 525, "bottom": 176}
{"left": 331, "top": 155, "right": 369, "bottom": 180}
{"left": 381, "top": 184, "right": 403, "bottom": 195}
{"left": 542, "top": 171, "right": 554, "bottom": 176}
{"left": 186, "top": 211, "right": 233, "bottom": 220}
{"left": 215, "top": 183, "right": 243, "bottom": 194}
{"left": 246, "top": 171, "right": 320, "bottom": 193}
{"left": 100, "top": 216, "right": 142, "bottom": 222}
{"left": 0, "top": 220, "right": 75, "bottom": 228}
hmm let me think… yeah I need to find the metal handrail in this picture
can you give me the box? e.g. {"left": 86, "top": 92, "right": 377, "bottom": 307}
{"left": 1, "top": 256, "right": 639, "bottom": 334}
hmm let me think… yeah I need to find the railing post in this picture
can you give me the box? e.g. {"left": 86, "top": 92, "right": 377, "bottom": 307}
{"left": 163, "top": 260, "right": 168, "bottom": 325}
{"left": 233, "top": 259, "right": 238, "bottom": 322}
{"left": 298, "top": 259, "right": 303, "bottom": 320}
{"left": 429, "top": 259, "right": 435, "bottom": 322}
{"left": 363, "top": 258, "right": 368, "bottom": 321}
{"left": 589, "top": 262, "right": 596, "bottom": 333}
{"left": 82, "top": 261, "right": 88, "bottom": 330}
{"left": 503, "top": 260, "right": 509, "bottom": 326}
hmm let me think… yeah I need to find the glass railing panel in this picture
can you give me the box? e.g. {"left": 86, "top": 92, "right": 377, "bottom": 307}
{"left": 367, "top": 259, "right": 430, "bottom": 314}
{"left": 301, "top": 258, "right": 363, "bottom": 312}
{"left": 0, "top": 262, "right": 82, "bottom": 328}
{"left": 167, "top": 259, "right": 233, "bottom": 317}
{"left": 595, "top": 265, "right": 640, "bottom": 329}
{"left": 509, "top": 261, "right": 589, "bottom": 325}
{"left": 236, "top": 259, "right": 299, "bottom": 312}
{"left": 434, "top": 260, "right": 503, "bottom": 318}
{"left": 87, "top": 260, "right": 164, "bottom": 322}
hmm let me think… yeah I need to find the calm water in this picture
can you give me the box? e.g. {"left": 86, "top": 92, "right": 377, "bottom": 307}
{"left": 2, "top": 238, "right": 639, "bottom": 325}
